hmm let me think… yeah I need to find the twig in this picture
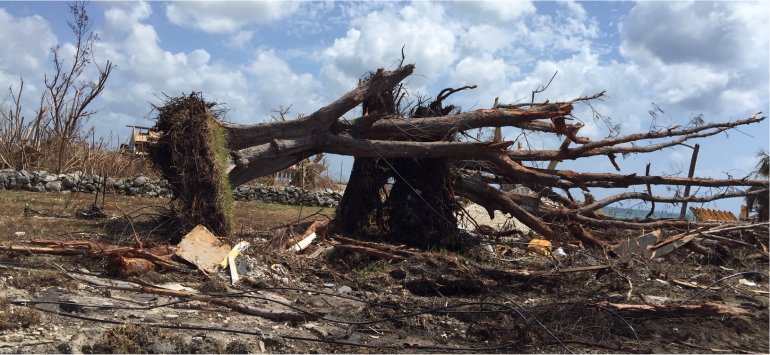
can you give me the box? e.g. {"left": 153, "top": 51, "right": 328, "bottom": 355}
{"left": 114, "top": 203, "right": 142, "bottom": 249}
{"left": 698, "top": 232, "right": 757, "bottom": 248}
{"left": 644, "top": 162, "right": 655, "bottom": 219}
{"left": 673, "top": 339, "right": 753, "bottom": 354}
{"left": 332, "top": 244, "right": 407, "bottom": 262}
{"left": 531, "top": 71, "right": 558, "bottom": 104}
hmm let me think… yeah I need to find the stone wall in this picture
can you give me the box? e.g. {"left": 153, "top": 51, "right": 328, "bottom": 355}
{"left": 233, "top": 185, "right": 342, "bottom": 207}
{"left": 0, "top": 170, "right": 342, "bottom": 207}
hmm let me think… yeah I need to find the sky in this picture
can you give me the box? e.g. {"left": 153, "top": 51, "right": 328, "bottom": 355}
{"left": 0, "top": 0, "right": 768, "bottom": 214}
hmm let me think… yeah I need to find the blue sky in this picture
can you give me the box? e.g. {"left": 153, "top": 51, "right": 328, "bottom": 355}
{"left": 1, "top": 1, "right": 768, "bottom": 214}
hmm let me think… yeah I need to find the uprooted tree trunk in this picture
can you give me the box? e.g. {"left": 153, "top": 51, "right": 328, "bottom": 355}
{"left": 337, "top": 72, "right": 460, "bottom": 248}
{"left": 336, "top": 76, "right": 398, "bottom": 238}
{"left": 148, "top": 64, "right": 768, "bottom": 247}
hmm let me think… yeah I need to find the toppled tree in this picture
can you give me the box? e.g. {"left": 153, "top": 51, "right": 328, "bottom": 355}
{"left": 148, "top": 63, "right": 768, "bottom": 247}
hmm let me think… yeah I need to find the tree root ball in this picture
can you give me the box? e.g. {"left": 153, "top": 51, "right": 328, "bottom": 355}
{"left": 148, "top": 93, "right": 233, "bottom": 239}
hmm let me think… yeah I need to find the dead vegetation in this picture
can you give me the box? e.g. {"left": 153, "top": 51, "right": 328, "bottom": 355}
{"left": 81, "top": 323, "right": 247, "bottom": 354}
{"left": 0, "top": 298, "right": 41, "bottom": 331}
{"left": 5, "top": 269, "right": 75, "bottom": 292}
{"left": 0, "top": 3, "right": 157, "bottom": 185}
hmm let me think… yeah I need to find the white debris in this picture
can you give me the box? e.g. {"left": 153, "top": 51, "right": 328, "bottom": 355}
{"left": 456, "top": 203, "right": 529, "bottom": 233}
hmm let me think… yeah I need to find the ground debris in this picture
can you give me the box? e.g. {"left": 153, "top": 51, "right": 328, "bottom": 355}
{"left": 1, "top": 191, "right": 768, "bottom": 354}
{"left": 1, "top": 238, "right": 187, "bottom": 276}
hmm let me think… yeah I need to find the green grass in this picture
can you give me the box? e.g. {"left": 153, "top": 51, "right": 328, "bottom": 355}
{"left": 0, "top": 190, "right": 335, "bottom": 243}
{"left": 351, "top": 259, "right": 392, "bottom": 278}
{"left": 208, "top": 117, "right": 234, "bottom": 235}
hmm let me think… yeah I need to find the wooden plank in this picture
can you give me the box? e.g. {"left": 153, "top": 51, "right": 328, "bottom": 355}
{"left": 175, "top": 225, "right": 231, "bottom": 273}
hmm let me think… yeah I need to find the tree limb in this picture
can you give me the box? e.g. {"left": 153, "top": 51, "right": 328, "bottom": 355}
{"left": 225, "top": 65, "right": 415, "bottom": 150}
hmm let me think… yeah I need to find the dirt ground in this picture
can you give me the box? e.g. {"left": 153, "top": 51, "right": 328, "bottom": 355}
{"left": 0, "top": 190, "right": 768, "bottom": 354}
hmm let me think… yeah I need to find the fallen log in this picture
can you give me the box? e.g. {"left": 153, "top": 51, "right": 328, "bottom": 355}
{"left": 455, "top": 174, "right": 557, "bottom": 239}
{"left": 145, "top": 62, "right": 767, "bottom": 248}
{"left": 0, "top": 239, "right": 188, "bottom": 273}
{"left": 225, "top": 66, "right": 416, "bottom": 150}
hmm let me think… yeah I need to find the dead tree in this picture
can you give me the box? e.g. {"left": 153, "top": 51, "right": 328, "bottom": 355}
{"left": 148, "top": 64, "right": 768, "bottom": 245}
{"left": 44, "top": 1, "right": 113, "bottom": 173}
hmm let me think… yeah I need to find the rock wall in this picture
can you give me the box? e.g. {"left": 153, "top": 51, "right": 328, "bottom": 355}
{"left": 0, "top": 170, "right": 342, "bottom": 207}
{"left": 233, "top": 185, "right": 342, "bottom": 207}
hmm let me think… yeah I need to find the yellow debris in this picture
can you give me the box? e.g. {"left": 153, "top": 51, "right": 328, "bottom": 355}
{"left": 690, "top": 207, "right": 738, "bottom": 221}
{"left": 528, "top": 239, "right": 552, "bottom": 255}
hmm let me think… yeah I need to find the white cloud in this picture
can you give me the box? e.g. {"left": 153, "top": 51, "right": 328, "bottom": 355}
{"left": 227, "top": 30, "right": 254, "bottom": 49}
{"left": 0, "top": 9, "right": 55, "bottom": 76}
{"left": 319, "top": 0, "right": 605, "bottom": 109}
{"left": 619, "top": 1, "right": 769, "bottom": 116}
{"left": 243, "top": 49, "right": 324, "bottom": 116}
{"left": 558, "top": 1, "right": 598, "bottom": 39}
{"left": 103, "top": 1, "right": 151, "bottom": 32}
{"left": 444, "top": 1, "right": 535, "bottom": 23}
{"left": 719, "top": 89, "right": 762, "bottom": 113}
{"left": 88, "top": 2, "right": 254, "bottom": 135}
{"left": 451, "top": 54, "right": 511, "bottom": 103}
{"left": 321, "top": 2, "right": 460, "bottom": 94}
{"left": 165, "top": 1, "right": 300, "bottom": 34}
{"left": 458, "top": 24, "right": 515, "bottom": 55}
{"left": 621, "top": 2, "right": 760, "bottom": 66}
{"left": 0, "top": 8, "right": 57, "bottom": 126}
{"left": 652, "top": 64, "right": 730, "bottom": 106}
{"left": 492, "top": 46, "right": 657, "bottom": 143}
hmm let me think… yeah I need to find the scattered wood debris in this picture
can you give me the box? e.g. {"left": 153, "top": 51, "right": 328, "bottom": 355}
{"left": 1, "top": 239, "right": 186, "bottom": 275}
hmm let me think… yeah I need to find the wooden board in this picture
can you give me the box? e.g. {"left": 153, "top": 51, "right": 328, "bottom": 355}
{"left": 690, "top": 207, "right": 737, "bottom": 221}
{"left": 175, "top": 225, "right": 231, "bottom": 273}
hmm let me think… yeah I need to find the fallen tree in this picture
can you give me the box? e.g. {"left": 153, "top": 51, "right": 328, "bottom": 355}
{"left": 148, "top": 63, "right": 768, "bottom": 247}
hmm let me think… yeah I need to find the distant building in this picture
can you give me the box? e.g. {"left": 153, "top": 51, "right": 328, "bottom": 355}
{"left": 120, "top": 125, "right": 159, "bottom": 155}
{"left": 274, "top": 165, "right": 297, "bottom": 184}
